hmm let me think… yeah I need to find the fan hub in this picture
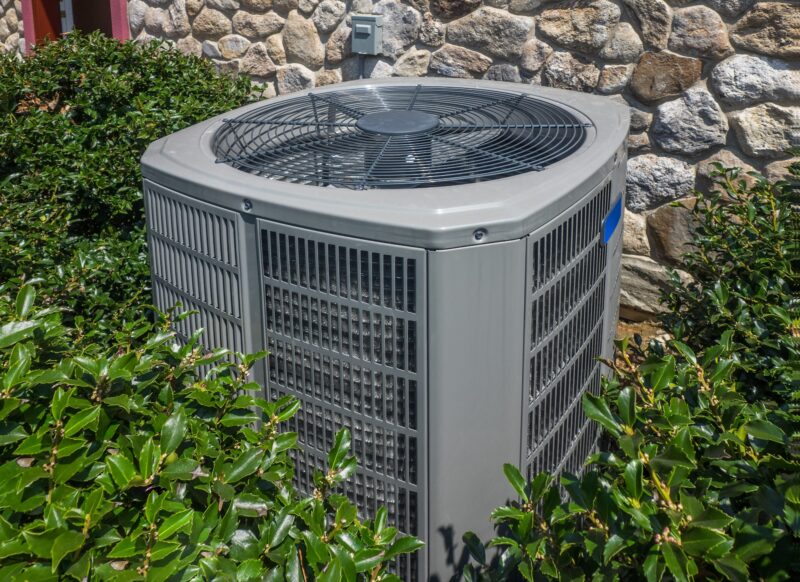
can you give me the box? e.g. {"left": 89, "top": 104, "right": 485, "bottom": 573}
{"left": 356, "top": 110, "right": 440, "bottom": 136}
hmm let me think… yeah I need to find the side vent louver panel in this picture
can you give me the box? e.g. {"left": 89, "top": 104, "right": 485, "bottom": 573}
{"left": 145, "top": 184, "right": 246, "bottom": 357}
{"left": 524, "top": 182, "right": 612, "bottom": 483}
{"left": 258, "top": 220, "right": 426, "bottom": 582}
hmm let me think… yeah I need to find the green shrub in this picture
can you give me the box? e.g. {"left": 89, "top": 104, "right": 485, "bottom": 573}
{"left": 0, "top": 32, "right": 254, "bottom": 341}
{"left": 464, "top": 163, "right": 800, "bottom": 581}
{"left": 662, "top": 160, "right": 799, "bottom": 408}
{"left": 0, "top": 30, "right": 252, "bottom": 231}
{"left": 0, "top": 33, "right": 420, "bottom": 580}
{"left": 465, "top": 337, "right": 798, "bottom": 581}
{"left": 0, "top": 284, "right": 421, "bottom": 580}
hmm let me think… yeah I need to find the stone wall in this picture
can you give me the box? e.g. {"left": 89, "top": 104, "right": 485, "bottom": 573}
{"left": 129, "top": 0, "right": 798, "bottom": 320}
{"left": 4, "top": 0, "right": 796, "bottom": 319}
{"left": 0, "top": 0, "right": 23, "bottom": 56}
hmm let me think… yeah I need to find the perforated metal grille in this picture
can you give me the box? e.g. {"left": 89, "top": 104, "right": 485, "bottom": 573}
{"left": 524, "top": 182, "right": 612, "bottom": 482}
{"left": 214, "top": 85, "right": 590, "bottom": 189}
{"left": 145, "top": 185, "right": 245, "bottom": 356}
{"left": 258, "top": 220, "right": 425, "bottom": 580}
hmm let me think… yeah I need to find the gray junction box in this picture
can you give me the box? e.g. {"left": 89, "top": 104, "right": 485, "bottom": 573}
{"left": 351, "top": 14, "right": 382, "bottom": 55}
{"left": 142, "top": 78, "right": 630, "bottom": 580}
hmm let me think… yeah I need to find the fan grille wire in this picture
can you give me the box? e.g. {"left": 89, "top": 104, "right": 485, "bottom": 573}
{"left": 213, "top": 85, "right": 592, "bottom": 190}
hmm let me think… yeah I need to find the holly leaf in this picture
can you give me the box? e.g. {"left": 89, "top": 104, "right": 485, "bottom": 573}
{"left": 743, "top": 420, "right": 784, "bottom": 444}
{"left": 158, "top": 509, "right": 194, "bottom": 540}
{"left": 106, "top": 454, "right": 138, "bottom": 489}
{"left": 63, "top": 405, "right": 101, "bottom": 437}
{"left": 661, "top": 542, "right": 690, "bottom": 582}
{"left": 14, "top": 286, "right": 36, "bottom": 319}
{"left": 583, "top": 392, "right": 621, "bottom": 437}
{"left": 503, "top": 463, "right": 528, "bottom": 502}
{"left": 161, "top": 409, "right": 187, "bottom": 454}
{"left": 51, "top": 530, "right": 84, "bottom": 573}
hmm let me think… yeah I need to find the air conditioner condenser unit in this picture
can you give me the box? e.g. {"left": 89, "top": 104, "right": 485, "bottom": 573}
{"left": 142, "top": 78, "right": 629, "bottom": 580}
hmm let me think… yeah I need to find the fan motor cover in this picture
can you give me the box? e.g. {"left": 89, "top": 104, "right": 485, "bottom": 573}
{"left": 142, "top": 78, "right": 629, "bottom": 580}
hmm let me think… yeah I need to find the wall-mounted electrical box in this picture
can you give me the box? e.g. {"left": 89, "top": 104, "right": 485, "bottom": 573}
{"left": 351, "top": 14, "right": 382, "bottom": 55}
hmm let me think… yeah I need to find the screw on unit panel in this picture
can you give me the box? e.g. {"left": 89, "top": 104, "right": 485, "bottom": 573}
{"left": 473, "top": 228, "right": 488, "bottom": 242}
{"left": 242, "top": 199, "right": 253, "bottom": 211}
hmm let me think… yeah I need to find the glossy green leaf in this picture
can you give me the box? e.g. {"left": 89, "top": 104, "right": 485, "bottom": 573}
{"left": 618, "top": 387, "right": 635, "bottom": 427}
{"left": 671, "top": 341, "right": 697, "bottom": 366}
{"left": 106, "top": 454, "right": 138, "bottom": 489}
{"left": 643, "top": 548, "right": 663, "bottom": 582}
{"left": 661, "top": 542, "right": 690, "bottom": 582}
{"left": 333, "top": 456, "right": 357, "bottom": 482}
{"left": 219, "top": 412, "right": 260, "bottom": 427}
{"left": 743, "top": 420, "right": 784, "bottom": 443}
{"left": 50, "top": 388, "right": 72, "bottom": 421}
{"left": 236, "top": 559, "right": 263, "bottom": 581}
{"left": 354, "top": 548, "right": 384, "bottom": 572}
{"left": 603, "top": 534, "right": 626, "bottom": 565}
{"left": 733, "top": 524, "right": 783, "bottom": 562}
{"left": 228, "top": 528, "right": 258, "bottom": 562}
{"left": 300, "top": 530, "right": 327, "bottom": 565}
{"left": 648, "top": 356, "right": 676, "bottom": 391}
{"left": 374, "top": 506, "right": 387, "bottom": 534}
{"left": 317, "top": 555, "right": 342, "bottom": 582}
{"left": 331, "top": 545, "right": 356, "bottom": 582}
{"left": 225, "top": 448, "right": 264, "bottom": 483}
{"left": 161, "top": 409, "right": 187, "bottom": 454}
{"left": 159, "top": 457, "right": 199, "bottom": 480}
{"left": 624, "top": 459, "right": 643, "bottom": 501}
{"left": 681, "top": 527, "right": 731, "bottom": 558}
{"left": 689, "top": 507, "right": 734, "bottom": 530}
{"left": 158, "top": 509, "right": 194, "bottom": 540}
{"left": 651, "top": 446, "right": 695, "bottom": 472}
{"left": 327, "top": 428, "right": 351, "bottom": 470}
{"left": 0, "top": 321, "right": 38, "bottom": 349}
{"left": 0, "top": 423, "right": 28, "bottom": 446}
{"left": 712, "top": 554, "right": 749, "bottom": 582}
{"left": 285, "top": 547, "right": 302, "bottom": 582}
{"left": 145, "top": 491, "right": 165, "bottom": 524}
{"left": 582, "top": 392, "right": 621, "bottom": 437}
{"left": 50, "top": 530, "right": 84, "bottom": 573}
{"left": 385, "top": 535, "right": 425, "bottom": 560}
{"left": 276, "top": 399, "right": 301, "bottom": 422}
{"left": 149, "top": 540, "right": 182, "bottom": 562}
{"left": 22, "top": 529, "right": 61, "bottom": 559}
{"left": 0, "top": 538, "right": 27, "bottom": 560}
{"left": 530, "top": 472, "right": 552, "bottom": 503}
{"left": 14, "top": 286, "right": 36, "bottom": 319}
{"left": 62, "top": 405, "right": 101, "bottom": 437}
{"left": 139, "top": 437, "right": 160, "bottom": 480}
{"left": 271, "top": 432, "right": 297, "bottom": 455}
{"left": 107, "top": 537, "right": 140, "bottom": 558}
{"left": 462, "top": 531, "right": 486, "bottom": 565}
{"left": 263, "top": 566, "right": 285, "bottom": 582}
{"left": 268, "top": 507, "right": 294, "bottom": 548}
{"left": 503, "top": 463, "right": 528, "bottom": 502}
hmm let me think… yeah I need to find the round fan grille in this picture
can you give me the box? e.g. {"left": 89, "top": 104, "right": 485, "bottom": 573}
{"left": 213, "top": 85, "right": 591, "bottom": 190}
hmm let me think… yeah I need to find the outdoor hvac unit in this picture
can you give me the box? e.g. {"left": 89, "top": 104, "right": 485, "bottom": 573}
{"left": 142, "top": 78, "right": 629, "bottom": 580}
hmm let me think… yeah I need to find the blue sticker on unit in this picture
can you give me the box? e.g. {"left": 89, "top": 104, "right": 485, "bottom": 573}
{"left": 602, "top": 197, "right": 623, "bottom": 245}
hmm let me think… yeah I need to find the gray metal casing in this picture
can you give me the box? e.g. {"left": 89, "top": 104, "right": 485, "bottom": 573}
{"left": 142, "top": 78, "right": 629, "bottom": 580}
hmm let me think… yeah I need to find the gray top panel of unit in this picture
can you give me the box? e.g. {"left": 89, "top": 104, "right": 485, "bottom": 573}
{"left": 142, "top": 78, "right": 629, "bottom": 250}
